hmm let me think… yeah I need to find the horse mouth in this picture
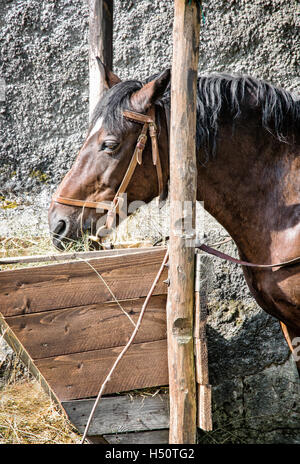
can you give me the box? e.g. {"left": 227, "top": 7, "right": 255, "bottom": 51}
{"left": 50, "top": 217, "right": 106, "bottom": 251}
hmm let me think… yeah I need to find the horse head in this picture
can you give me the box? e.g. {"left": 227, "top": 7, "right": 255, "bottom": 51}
{"left": 48, "top": 61, "right": 170, "bottom": 250}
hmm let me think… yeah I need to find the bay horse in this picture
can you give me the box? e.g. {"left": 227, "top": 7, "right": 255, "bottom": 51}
{"left": 48, "top": 61, "right": 300, "bottom": 373}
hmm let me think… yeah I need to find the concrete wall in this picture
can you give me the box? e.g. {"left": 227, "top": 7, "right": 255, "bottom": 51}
{"left": 1, "top": 0, "right": 298, "bottom": 196}
{"left": 0, "top": 0, "right": 299, "bottom": 443}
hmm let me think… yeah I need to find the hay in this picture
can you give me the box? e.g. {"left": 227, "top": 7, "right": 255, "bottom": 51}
{"left": 0, "top": 379, "right": 80, "bottom": 444}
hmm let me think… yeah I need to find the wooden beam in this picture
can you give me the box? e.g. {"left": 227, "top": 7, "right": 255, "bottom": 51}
{"left": 0, "top": 246, "right": 162, "bottom": 266}
{"left": 35, "top": 339, "right": 168, "bottom": 401}
{"left": 0, "top": 248, "right": 167, "bottom": 317}
{"left": 167, "top": 0, "right": 200, "bottom": 444}
{"left": 89, "top": 0, "right": 113, "bottom": 121}
{"left": 62, "top": 394, "right": 169, "bottom": 435}
{"left": 194, "top": 255, "right": 213, "bottom": 431}
{"left": 6, "top": 295, "right": 167, "bottom": 359}
{"left": 104, "top": 430, "right": 169, "bottom": 444}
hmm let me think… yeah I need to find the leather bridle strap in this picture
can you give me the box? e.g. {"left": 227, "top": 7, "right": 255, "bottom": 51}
{"left": 53, "top": 196, "right": 112, "bottom": 211}
{"left": 124, "top": 108, "right": 163, "bottom": 197}
{"left": 104, "top": 118, "right": 149, "bottom": 229}
{"left": 52, "top": 106, "right": 163, "bottom": 233}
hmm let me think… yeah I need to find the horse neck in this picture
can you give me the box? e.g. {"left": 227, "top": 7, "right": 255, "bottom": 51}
{"left": 196, "top": 123, "right": 297, "bottom": 263}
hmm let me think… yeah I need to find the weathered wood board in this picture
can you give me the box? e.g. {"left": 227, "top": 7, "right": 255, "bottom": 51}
{"left": 86, "top": 430, "right": 169, "bottom": 444}
{"left": 0, "top": 248, "right": 167, "bottom": 317}
{"left": 62, "top": 394, "right": 169, "bottom": 435}
{"left": 62, "top": 394, "right": 170, "bottom": 444}
{"left": 6, "top": 295, "right": 167, "bottom": 359}
{"left": 0, "top": 313, "right": 60, "bottom": 405}
{"left": 35, "top": 339, "right": 168, "bottom": 401}
{"left": 0, "top": 247, "right": 168, "bottom": 402}
{"left": 104, "top": 430, "right": 169, "bottom": 444}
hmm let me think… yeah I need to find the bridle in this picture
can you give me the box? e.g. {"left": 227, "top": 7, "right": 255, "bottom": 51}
{"left": 53, "top": 106, "right": 163, "bottom": 237}
{"left": 52, "top": 106, "right": 300, "bottom": 269}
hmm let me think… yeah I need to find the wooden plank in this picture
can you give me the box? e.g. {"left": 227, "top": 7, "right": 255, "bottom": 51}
{"left": 89, "top": 0, "right": 113, "bottom": 120}
{"left": 197, "top": 385, "right": 212, "bottom": 432}
{"left": 0, "top": 248, "right": 167, "bottom": 316}
{"left": 194, "top": 255, "right": 213, "bottom": 431}
{"left": 86, "top": 435, "right": 109, "bottom": 444}
{"left": 167, "top": 0, "right": 200, "bottom": 444}
{"left": 0, "top": 246, "right": 161, "bottom": 265}
{"left": 194, "top": 288, "right": 209, "bottom": 385}
{"left": 0, "top": 313, "right": 60, "bottom": 406}
{"left": 35, "top": 339, "right": 168, "bottom": 401}
{"left": 104, "top": 430, "right": 169, "bottom": 444}
{"left": 62, "top": 394, "right": 169, "bottom": 435}
{"left": 6, "top": 295, "right": 167, "bottom": 359}
{"left": 194, "top": 338, "right": 209, "bottom": 385}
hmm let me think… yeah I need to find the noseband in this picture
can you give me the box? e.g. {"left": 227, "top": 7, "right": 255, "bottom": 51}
{"left": 52, "top": 106, "right": 163, "bottom": 237}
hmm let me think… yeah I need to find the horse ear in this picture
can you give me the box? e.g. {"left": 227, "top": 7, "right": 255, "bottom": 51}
{"left": 96, "top": 57, "right": 122, "bottom": 89}
{"left": 131, "top": 69, "right": 171, "bottom": 112}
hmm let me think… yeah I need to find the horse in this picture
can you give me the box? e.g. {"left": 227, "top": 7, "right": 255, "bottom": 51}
{"left": 48, "top": 60, "right": 300, "bottom": 374}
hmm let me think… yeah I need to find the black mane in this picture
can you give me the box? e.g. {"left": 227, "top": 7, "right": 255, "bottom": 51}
{"left": 195, "top": 73, "right": 300, "bottom": 159}
{"left": 89, "top": 73, "right": 300, "bottom": 160}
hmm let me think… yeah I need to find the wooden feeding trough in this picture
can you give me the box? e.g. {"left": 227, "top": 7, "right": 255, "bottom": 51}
{"left": 0, "top": 244, "right": 212, "bottom": 444}
{"left": 0, "top": 247, "right": 173, "bottom": 443}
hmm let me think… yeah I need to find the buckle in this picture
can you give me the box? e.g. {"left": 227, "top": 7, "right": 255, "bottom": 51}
{"left": 149, "top": 122, "right": 157, "bottom": 136}
{"left": 137, "top": 133, "right": 147, "bottom": 147}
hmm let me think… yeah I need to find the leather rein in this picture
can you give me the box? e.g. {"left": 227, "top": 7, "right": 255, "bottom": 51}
{"left": 52, "top": 106, "right": 300, "bottom": 270}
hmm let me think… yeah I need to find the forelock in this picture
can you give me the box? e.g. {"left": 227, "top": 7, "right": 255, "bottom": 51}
{"left": 88, "top": 80, "right": 143, "bottom": 136}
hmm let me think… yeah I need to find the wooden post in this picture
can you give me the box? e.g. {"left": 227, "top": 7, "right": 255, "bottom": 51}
{"left": 194, "top": 253, "right": 213, "bottom": 431}
{"left": 89, "top": 0, "right": 113, "bottom": 121}
{"left": 167, "top": 0, "right": 200, "bottom": 444}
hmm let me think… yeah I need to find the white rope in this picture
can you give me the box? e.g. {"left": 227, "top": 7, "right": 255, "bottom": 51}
{"left": 79, "top": 257, "right": 136, "bottom": 327}
{"left": 80, "top": 248, "right": 169, "bottom": 444}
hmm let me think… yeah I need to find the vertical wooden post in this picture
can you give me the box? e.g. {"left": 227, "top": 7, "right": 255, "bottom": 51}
{"left": 167, "top": 0, "right": 200, "bottom": 444}
{"left": 89, "top": 0, "right": 113, "bottom": 121}
{"left": 194, "top": 253, "right": 213, "bottom": 431}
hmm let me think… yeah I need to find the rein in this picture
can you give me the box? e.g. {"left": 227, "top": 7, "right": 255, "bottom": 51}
{"left": 196, "top": 243, "right": 300, "bottom": 269}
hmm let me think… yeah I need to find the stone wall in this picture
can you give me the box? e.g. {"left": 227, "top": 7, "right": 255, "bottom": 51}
{"left": 0, "top": 0, "right": 299, "bottom": 443}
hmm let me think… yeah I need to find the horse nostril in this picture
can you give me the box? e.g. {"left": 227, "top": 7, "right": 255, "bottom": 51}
{"left": 52, "top": 220, "right": 67, "bottom": 238}
{"left": 50, "top": 219, "right": 70, "bottom": 251}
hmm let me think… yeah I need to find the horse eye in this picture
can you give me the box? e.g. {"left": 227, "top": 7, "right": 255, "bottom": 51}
{"left": 100, "top": 141, "right": 119, "bottom": 153}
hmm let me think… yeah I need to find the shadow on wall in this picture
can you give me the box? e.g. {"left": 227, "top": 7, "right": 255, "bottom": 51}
{"left": 201, "top": 311, "right": 300, "bottom": 444}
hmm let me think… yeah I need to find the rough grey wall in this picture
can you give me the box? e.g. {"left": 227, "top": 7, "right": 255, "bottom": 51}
{"left": 0, "top": 0, "right": 299, "bottom": 195}
{"left": 0, "top": 0, "right": 89, "bottom": 194}
{"left": 0, "top": 0, "right": 299, "bottom": 444}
